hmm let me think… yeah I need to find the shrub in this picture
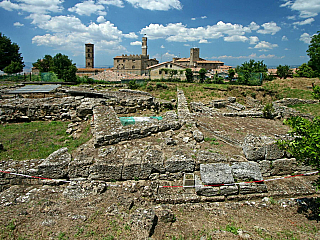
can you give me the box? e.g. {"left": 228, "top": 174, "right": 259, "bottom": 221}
{"left": 128, "top": 80, "right": 139, "bottom": 89}
{"left": 312, "top": 83, "right": 320, "bottom": 100}
{"left": 263, "top": 103, "right": 274, "bottom": 119}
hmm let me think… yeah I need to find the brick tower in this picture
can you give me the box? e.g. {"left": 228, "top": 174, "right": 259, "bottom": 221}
{"left": 142, "top": 37, "right": 148, "bottom": 56}
{"left": 85, "top": 43, "right": 94, "bottom": 68}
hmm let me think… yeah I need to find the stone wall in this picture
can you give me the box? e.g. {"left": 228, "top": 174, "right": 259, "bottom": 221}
{"left": 0, "top": 88, "right": 175, "bottom": 123}
{"left": 242, "top": 134, "right": 315, "bottom": 177}
{"left": 92, "top": 105, "right": 181, "bottom": 147}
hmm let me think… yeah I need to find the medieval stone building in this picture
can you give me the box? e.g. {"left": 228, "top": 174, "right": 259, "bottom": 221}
{"left": 113, "top": 37, "right": 159, "bottom": 75}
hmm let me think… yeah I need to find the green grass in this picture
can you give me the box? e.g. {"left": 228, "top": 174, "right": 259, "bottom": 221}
{"left": 280, "top": 87, "right": 314, "bottom": 100}
{"left": 0, "top": 121, "right": 92, "bottom": 161}
{"left": 288, "top": 103, "right": 320, "bottom": 117}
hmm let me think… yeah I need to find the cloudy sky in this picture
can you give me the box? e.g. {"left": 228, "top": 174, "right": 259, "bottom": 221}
{"left": 1, "top": 0, "right": 319, "bottom": 68}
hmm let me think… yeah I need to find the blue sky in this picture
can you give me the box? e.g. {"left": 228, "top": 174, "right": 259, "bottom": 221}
{"left": 1, "top": 0, "right": 319, "bottom": 68}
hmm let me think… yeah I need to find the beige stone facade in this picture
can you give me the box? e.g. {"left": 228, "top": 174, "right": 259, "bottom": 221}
{"left": 147, "top": 61, "right": 187, "bottom": 80}
{"left": 113, "top": 37, "right": 159, "bottom": 75}
{"left": 174, "top": 48, "right": 224, "bottom": 71}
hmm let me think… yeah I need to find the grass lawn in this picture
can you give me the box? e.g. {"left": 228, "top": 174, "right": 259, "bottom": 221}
{"left": 0, "top": 121, "right": 92, "bottom": 161}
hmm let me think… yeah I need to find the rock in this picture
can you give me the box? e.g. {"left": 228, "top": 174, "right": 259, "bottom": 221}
{"left": 195, "top": 151, "right": 227, "bottom": 170}
{"left": 265, "top": 142, "right": 285, "bottom": 160}
{"left": 242, "top": 134, "right": 265, "bottom": 161}
{"left": 220, "top": 185, "right": 238, "bottom": 196}
{"left": 200, "top": 163, "right": 234, "bottom": 185}
{"left": 270, "top": 158, "right": 298, "bottom": 176}
{"left": 140, "top": 150, "right": 165, "bottom": 179}
{"left": 193, "top": 129, "right": 204, "bottom": 142}
{"left": 239, "top": 183, "right": 267, "bottom": 194}
{"left": 62, "top": 181, "right": 107, "bottom": 200}
{"left": 157, "top": 206, "right": 176, "bottom": 223}
{"left": 130, "top": 208, "right": 157, "bottom": 238}
{"left": 38, "top": 147, "right": 71, "bottom": 179}
{"left": 165, "top": 154, "right": 195, "bottom": 173}
{"left": 231, "top": 161, "right": 263, "bottom": 181}
{"left": 258, "top": 160, "right": 272, "bottom": 177}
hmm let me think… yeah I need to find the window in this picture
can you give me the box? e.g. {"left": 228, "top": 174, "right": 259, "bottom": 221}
{"left": 88, "top": 54, "right": 90, "bottom": 57}
{"left": 88, "top": 62, "right": 90, "bottom": 66}
{"left": 170, "top": 64, "right": 172, "bottom": 68}
{"left": 132, "top": 65, "right": 135, "bottom": 69}
{"left": 87, "top": 49, "right": 90, "bottom": 52}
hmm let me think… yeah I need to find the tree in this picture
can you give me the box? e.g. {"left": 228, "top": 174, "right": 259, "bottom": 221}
{"left": 32, "top": 55, "right": 53, "bottom": 73}
{"left": 199, "top": 68, "right": 207, "bottom": 83}
{"left": 295, "top": 63, "right": 315, "bottom": 78}
{"left": 3, "top": 61, "right": 24, "bottom": 74}
{"left": 33, "top": 53, "right": 77, "bottom": 81}
{"left": 276, "top": 65, "right": 292, "bottom": 79}
{"left": 0, "top": 32, "right": 24, "bottom": 72}
{"left": 307, "top": 31, "right": 320, "bottom": 76}
{"left": 185, "top": 68, "right": 193, "bottom": 83}
{"left": 228, "top": 68, "right": 235, "bottom": 80}
{"left": 236, "top": 59, "right": 268, "bottom": 85}
{"left": 236, "top": 59, "right": 268, "bottom": 73}
{"left": 277, "top": 116, "right": 320, "bottom": 186}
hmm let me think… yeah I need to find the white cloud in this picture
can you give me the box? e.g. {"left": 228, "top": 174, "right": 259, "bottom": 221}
{"left": 293, "top": 17, "right": 315, "bottom": 25}
{"left": 97, "top": 16, "right": 106, "bottom": 23}
{"left": 282, "top": 36, "right": 288, "bottom": 41}
{"left": 0, "top": 0, "right": 64, "bottom": 14}
{"left": 161, "top": 45, "right": 165, "bottom": 48}
{"left": 214, "top": 53, "right": 283, "bottom": 60}
{"left": 299, "top": 33, "right": 311, "bottom": 44}
{"left": 248, "top": 22, "right": 260, "bottom": 31}
{"left": 130, "top": 41, "right": 142, "bottom": 45}
{"left": 30, "top": 15, "right": 136, "bottom": 54}
{"left": 140, "top": 21, "right": 253, "bottom": 43}
{"left": 249, "top": 36, "right": 259, "bottom": 45}
{"left": 13, "top": 22, "right": 24, "bottom": 27}
{"left": 257, "top": 22, "right": 281, "bottom": 35}
{"left": 98, "top": 0, "right": 124, "bottom": 7}
{"left": 199, "top": 39, "right": 209, "bottom": 43}
{"left": 191, "top": 17, "right": 196, "bottom": 20}
{"left": 287, "top": 15, "right": 296, "bottom": 20}
{"left": 254, "top": 41, "right": 278, "bottom": 51}
{"left": 281, "top": 0, "right": 320, "bottom": 18}
{"left": 201, "top": 16, "right": 207, "bottom": 19}
{"left": 224, "top": 35, "right": 248, "bottom": 42}
{"left": 125, "top": 0, "right": 182, "bottom": 11}
{"left": 68, "top": 0, "right": 106, "bottom": 16}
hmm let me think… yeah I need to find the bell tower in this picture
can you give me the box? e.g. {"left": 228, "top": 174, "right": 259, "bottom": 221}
{"left": 85, "top": 43, "right": 94, "bottom": 68}
{"left": 142, "top": 37, "right": 148, "bottom": 56}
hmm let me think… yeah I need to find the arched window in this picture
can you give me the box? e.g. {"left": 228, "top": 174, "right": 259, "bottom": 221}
{"left": 132, "top": 65, "right": 135, "bottom": 69}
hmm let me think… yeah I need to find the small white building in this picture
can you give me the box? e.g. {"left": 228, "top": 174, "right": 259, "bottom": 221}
{"left": 147, "top": 61, "right": 188, "bottom": 80}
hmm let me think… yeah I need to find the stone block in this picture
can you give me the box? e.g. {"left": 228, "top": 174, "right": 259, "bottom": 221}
{"left": 220, "top": 185, "right": 238, "bottom": 196}
{"left": 242, "top": 134, "right": 266, "bottom": 161}
{"left": 68, "top": 157, "right": 94, "bottom": 178}
{"left": 231, "top": 161, "right": 263, "bottom": 181}
{"left": 259, "top": 160, "right": 272, "bottom": 177}
{"left": 165, "top": 155, "right": 195, "bottom": 173}
{"left": 271, "top": 158, "right": 297, "bottom": 176}
{"left": 122, "top": 156, "right": 142, "bottom": 180}
{"left": 265, "top": 142, "right": 285, "bottom": 160}
{"left": 239, "top": 183, "right": 268, "bottom": 195}
{"left": 38, "top": 147, "right": 71, "bottom": 179}
{"left": 200, "top": 163, "right": 234, "bottom": 185}
{"left": 89, "top": 161, "right": 123, "bottom": 181}
{"left": 140, "top": 150, "right": 165, "bottom": 179}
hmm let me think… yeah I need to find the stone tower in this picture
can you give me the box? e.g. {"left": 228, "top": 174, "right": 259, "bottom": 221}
{"left": 85, "top": 43, "right": 94, "bottom": 68}
{"left": 142, "top": 37, "right": 148, "bottom": 56}
{"left": 190, "top": 47, "right": 200, "bottom": 67}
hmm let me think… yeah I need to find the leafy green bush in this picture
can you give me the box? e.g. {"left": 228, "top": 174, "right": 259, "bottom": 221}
{"left": 262, "top": 103, "right": 274, "bottom": 119}
{"left": 277, "top": 116, "right": 320, "bottom": 186}
{"left": 312, "top": 83, "right": 320, "bottom": 100}
{"left": 128, "top": 80, "right": 139, "bottom": 89}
